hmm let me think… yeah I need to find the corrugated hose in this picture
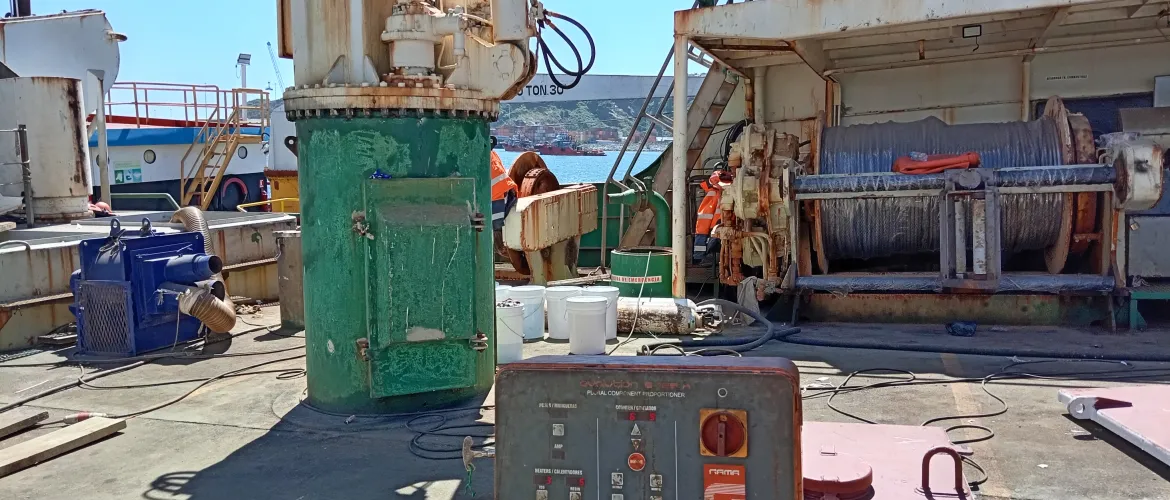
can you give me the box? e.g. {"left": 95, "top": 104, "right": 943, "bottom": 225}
{"left": 171, "top": 207, "right": 237, "bottom": 333}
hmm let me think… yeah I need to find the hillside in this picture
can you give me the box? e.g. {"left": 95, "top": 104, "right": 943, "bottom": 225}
{"left": 497, "top": 98, "right": 682, "bottom": 135}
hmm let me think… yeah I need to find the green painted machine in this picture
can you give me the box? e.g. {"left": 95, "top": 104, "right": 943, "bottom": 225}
{"left": 279, "top": 0, "right": 589, "bottom": 413}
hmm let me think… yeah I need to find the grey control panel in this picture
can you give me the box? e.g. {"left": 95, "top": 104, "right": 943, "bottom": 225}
{"left": 495, "top": 356, "right": 800, "bottom": 499}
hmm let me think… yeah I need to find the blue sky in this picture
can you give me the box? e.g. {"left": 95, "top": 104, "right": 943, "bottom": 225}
{"left": 33, "top": 0, "right": 694, "bottom": 91}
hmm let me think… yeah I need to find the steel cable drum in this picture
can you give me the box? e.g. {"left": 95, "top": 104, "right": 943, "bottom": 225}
{"left": 815, "top": 117, "right": 1066, "bottom": 266}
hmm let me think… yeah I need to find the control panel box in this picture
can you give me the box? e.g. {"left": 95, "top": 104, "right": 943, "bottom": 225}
{"left": 495, "top": 356, "right": 801, "bottom": 500}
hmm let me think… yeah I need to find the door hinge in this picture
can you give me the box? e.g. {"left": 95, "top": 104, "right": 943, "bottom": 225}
{"left": 470, "top": 212, "right": 486, "bottom": 232}
{"left": 470, "top": 332, "right": 488, "bottom": 352}
{"left": 356, "top": 337, "right": 370, "bottom": 361}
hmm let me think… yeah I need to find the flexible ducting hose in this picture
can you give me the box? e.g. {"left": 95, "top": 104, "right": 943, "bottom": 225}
{"left": 171, "top": 207, "right": 237, "bottom": 333}
{"left": 641, "top": 299, "right": 800, "bottom": 355}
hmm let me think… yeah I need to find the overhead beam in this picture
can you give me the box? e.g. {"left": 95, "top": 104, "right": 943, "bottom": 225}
{"left": 675, "top": 0, "right": 1105, "bottom": 40}
{"left": 1024, "top": 7, "right": 1071, "bottom": 61}
{"left": 791, "top": 39, "right": 833, "bottom": 81}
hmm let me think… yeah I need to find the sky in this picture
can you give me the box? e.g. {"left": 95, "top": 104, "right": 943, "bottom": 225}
{"left": 32, "top": 0, "right": 698, "bottom": 92}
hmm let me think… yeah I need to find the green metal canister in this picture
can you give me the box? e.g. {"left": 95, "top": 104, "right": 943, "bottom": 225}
{"left": 610, "top": 247, "right": 673, "bottom": 298}
{"left": 296, "top": 116, "right": 496, "bottom": 414}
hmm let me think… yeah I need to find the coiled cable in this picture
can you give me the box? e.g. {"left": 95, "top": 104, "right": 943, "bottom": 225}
{"left": 535, "top": 10, "right": 595, "bottom": 89}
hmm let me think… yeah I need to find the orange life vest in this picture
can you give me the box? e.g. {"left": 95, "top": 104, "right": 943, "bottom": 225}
{"left": 693, "top": 175, "right": 725, "bottom": 259}
{"left": 491, "top": 152, "right": 518, "bottom": 201}
{"left": 490, "top": 152, "right": 519, "bottom": 230}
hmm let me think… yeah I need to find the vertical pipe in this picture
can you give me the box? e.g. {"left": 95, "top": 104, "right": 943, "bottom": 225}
{"left": 752, "top": 67, "right": 766, "bottom": 125}
{"left": 972, "top": 199, "right": 987, "bottom": 275}
{"left": 954, "top": 200, "right": 966, "bottom": 274}
{"left": 17, "top": 125, "right": 34, "bottom": 228}
{"left": 95, "top": 74, "right": 112, "bottom": 204}
{"left": 1021, "top": 60, "right": 1032, "bottom": 121}
{"left": 672, "top": 35, "right": 689, "bottom": 298}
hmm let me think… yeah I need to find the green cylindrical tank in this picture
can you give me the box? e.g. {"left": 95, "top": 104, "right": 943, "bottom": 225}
{"left": 610, "top": 247, "right": 673, "bottom": 298}
{"left": 297, "top": 115, "right": 496, "bottom": 414}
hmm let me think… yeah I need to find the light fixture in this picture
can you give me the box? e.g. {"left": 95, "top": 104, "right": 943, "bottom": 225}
{"left": 237, "top": 53, "right": 252, "bottom": 66}
{"left": 961, "top": 25, "right": 982, "bottom": 38}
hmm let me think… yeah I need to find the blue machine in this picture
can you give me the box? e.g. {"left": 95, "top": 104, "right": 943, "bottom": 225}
{"left": 71, "top": 218, "right": 223, "bottom": 356}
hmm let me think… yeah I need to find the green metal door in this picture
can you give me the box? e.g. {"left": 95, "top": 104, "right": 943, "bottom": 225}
{"left": 363, "top": 177, "right": 481, "bottom": 398}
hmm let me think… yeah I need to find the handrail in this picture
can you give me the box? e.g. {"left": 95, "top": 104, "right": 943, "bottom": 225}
{"left": 105, "top": 82, "right": 269, "bottom": 128}
{"left": 237, "top": 198, "right": 299, "bottom": 212}
{"left": 599, "top": 0, "right": 708, "bottom": 268}
{"left": 178, "top": 87, "right": 270, "bottom": 208}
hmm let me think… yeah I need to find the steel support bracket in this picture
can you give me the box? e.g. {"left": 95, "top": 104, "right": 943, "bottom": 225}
{"left": 940, "top": 169, "right": 1001, "bottom": 292}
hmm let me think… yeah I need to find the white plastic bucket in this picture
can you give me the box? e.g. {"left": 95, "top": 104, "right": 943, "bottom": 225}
{"left": 509, "top": 285, "right": 546, "bottom": 341}
{"left": 582, "top": 286, "right": 621, "bottom": 341}
{"left": 567, "top": 296, "right": 608, "bottom": 355}
{"left": 495, "top": 302, "right": 525, "bottom": 364}
{"left": 544, "top": 286, "right": 583, "bottom": 340}
{"left": 495, "top": 284, "right": 512, "bottom": 302}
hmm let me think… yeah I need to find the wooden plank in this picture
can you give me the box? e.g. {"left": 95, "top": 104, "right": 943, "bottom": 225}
{"left": 0, "top": 410, "right": 48, "bottom": 440}
{"left": 0, "top": 221, "right": 14, "bottom": 233}
{"left": 0, "top": 417, "right": 126, "bottom": 478}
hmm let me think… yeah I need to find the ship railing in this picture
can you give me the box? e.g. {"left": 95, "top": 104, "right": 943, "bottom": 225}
{"left": 599, "top": 0, "right": 744, "bottom": 268}
{"left": 104, "top": 82, "right": 269, "bottom": 129}
{"left": 0, "top": 125, "right": 34, "bottom": 228}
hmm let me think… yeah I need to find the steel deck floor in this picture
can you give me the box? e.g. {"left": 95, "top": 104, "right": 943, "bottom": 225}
{"left": 0, "top": 308, "right": 1168, "bottom": 499}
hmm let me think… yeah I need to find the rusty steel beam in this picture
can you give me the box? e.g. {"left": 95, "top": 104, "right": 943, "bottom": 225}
{"left": 675, "top": 0, "right": 1105, "bottom": 41}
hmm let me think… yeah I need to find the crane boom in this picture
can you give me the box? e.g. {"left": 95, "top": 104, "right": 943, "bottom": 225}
{"left": 267, "top": 41, "right": 285, "bottom": 89}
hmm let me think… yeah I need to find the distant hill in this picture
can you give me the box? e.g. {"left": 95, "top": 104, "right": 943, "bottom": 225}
{"left": 497, "top": 97, "right": 685, "bottom": 136}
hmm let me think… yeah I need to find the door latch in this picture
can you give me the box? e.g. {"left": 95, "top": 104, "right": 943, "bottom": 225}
{"left": 470, "top": 212, "right": 486, "bottom": 232}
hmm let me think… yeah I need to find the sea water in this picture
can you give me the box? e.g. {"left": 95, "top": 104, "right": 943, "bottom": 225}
{"left": 494, "top": 150, "right": 661, "bottom": 184}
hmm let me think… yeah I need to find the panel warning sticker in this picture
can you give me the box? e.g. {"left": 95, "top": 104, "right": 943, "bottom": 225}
{"left": 703, "top": 464, "right": 745, "bottom": 500}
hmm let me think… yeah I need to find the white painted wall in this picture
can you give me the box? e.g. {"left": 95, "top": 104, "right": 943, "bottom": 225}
{"left": 753, "top": 42, "right": 1170, "bottom": 135}
{"left": 270, "top": 101, "right": 298, "bottom": 171}
{"left": 0, "top": 10, "right": 122, "bottom": 115}
{"left": 91, "top": 143, "right": 267, "bottom": 187}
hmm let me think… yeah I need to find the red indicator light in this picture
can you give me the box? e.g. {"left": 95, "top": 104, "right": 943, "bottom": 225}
{"left": 580, "top": 477, "right": 586, "bottom": 487}
{"left": 648, "top": 412, "right": 657, "bottom": 421}
{"left": 629, "top": 412, "right": 637, "bottom": 421}
{"left": 567, "top": 477, "right": 586, "bottom": 487}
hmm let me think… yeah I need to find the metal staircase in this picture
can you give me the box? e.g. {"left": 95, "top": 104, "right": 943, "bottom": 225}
{"left": 180, "top": 89, "right": 269, "bottom": 209}
{"left": 599, "top": 5, "right": 742, "bottom": 263}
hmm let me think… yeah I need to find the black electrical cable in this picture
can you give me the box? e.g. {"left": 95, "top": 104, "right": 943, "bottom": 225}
{"left": 39, "top": 354, "right": 308, "bottom": 424}
{"left": 721, "top": 119, "right": 749, "bottom": 162}
{"left": 407, "top": 413, "right": 496, "bottom": 461}
{"left": 535, "top": 11, "right": 595, "bottom": 89}
{"left": 775, "top": 331, "right": 1170, "bottom": 362}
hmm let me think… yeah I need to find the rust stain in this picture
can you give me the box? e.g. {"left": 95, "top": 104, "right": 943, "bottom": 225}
{"left": 64, "top": 80, "right": 86, "bottom": 187}
{"left": 44, "top": 249, "right": 54, "bottom": 296}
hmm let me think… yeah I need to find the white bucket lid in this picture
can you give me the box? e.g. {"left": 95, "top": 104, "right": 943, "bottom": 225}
{"left": 566, "top": 296, "right": 608, "bottom": 311}
{"left": 582, "top": 285, "right": 620, "bottom": 296}
{"left": 510, "top": 285, "right": 546, "bottom": 298}
{"left": 546, "top": 286, "right": 583, "bottom": 298}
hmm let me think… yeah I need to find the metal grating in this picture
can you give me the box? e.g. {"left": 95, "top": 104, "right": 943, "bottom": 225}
{"left": 77, "top": 281, "right": 135, "bottom": 356}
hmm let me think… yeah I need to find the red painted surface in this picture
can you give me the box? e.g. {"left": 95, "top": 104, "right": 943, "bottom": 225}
{"left": 627, "top": 452, "right": 646, "bottom": 472}
{"left": 803, "top": 422, "right": 969, "bottom": 499}
{"left": 1060, "top": 385, "right": 1170, "bottom": 465}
